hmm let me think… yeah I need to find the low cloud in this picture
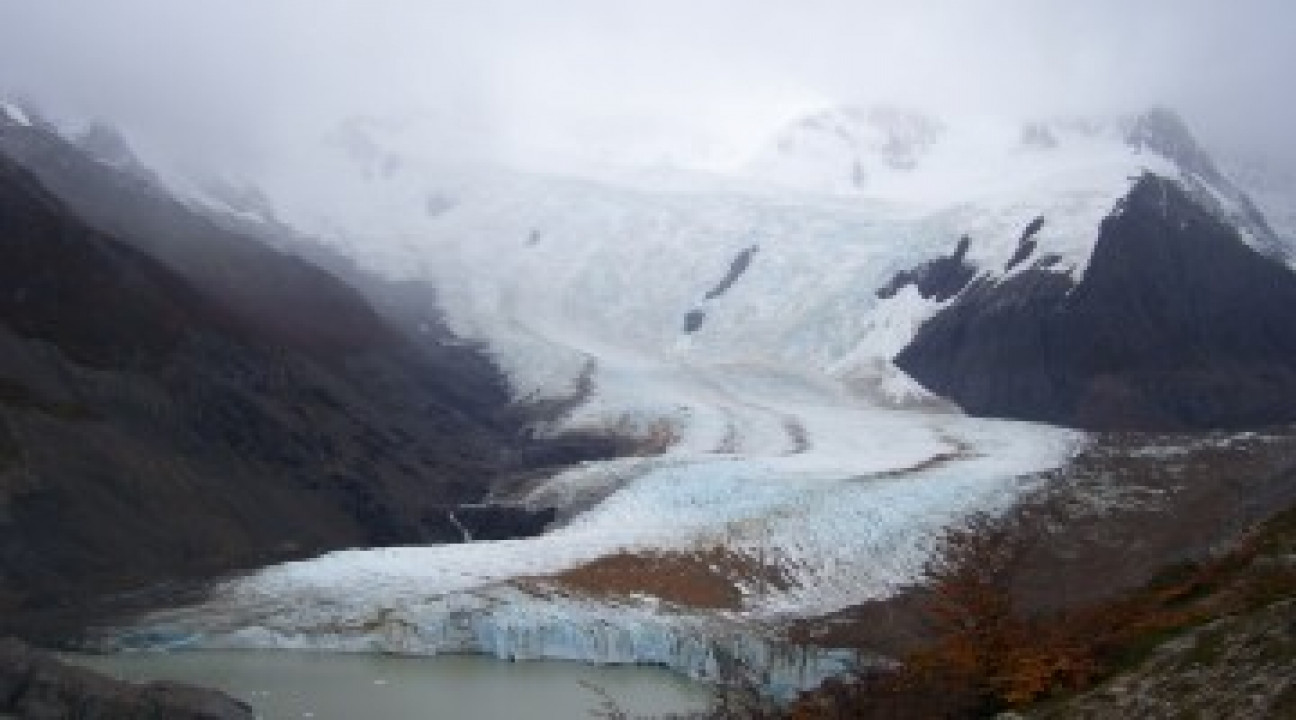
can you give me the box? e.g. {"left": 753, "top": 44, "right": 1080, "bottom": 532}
{"left": 0, "top": 0, "right": 1291, "bottom": 169}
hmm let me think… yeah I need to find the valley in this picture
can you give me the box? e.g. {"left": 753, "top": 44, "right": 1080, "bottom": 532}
{"left": 2, "top": 90, "right": 1295, "bottom": 718}
{"left": 70, "top": 107, "right": 1296, "bottom": 702}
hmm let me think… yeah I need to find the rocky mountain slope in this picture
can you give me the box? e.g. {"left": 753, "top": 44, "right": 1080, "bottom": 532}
{"left": 896, "top": 172, "right": 1296, "bottom": 429}
{"left": 0, "top": 106, "right": 561, "bottom": 636}
{"left": 1036, "top": 600, "right": 1296, "bottom": 719}
{"left": 1028, "top": 500, "right": 1296, "bottom": 719}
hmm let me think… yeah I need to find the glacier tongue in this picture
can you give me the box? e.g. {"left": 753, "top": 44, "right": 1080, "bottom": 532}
{"left": 103, "top": 400, "right": 1077, "bottom": 692}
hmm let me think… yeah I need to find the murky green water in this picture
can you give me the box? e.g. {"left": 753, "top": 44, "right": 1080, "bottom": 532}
{"left": 67, "top": 650, "right": 712, "bottom": 720}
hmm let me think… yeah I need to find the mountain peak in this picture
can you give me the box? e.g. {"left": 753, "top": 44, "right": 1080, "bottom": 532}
{"left": 76, "top": 122, "right": 140, "bottom": 168}
{"left": 770, "top": 105, "right": 945, "bottom": 176}
{"left": 1124, "top": 107, "right": 1221, "bottom": 182}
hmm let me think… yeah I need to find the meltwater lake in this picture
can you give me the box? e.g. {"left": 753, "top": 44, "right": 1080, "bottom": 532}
{"left": 67, "top": 650, "right": 713, "bottom": 719}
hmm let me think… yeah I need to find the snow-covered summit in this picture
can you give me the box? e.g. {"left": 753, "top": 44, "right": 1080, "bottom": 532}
{"left": 745, "top": 106, "right": 946, "bottom": 195}
{"left": 749, "top": 105, "right": 1288, "bottom": 262}
{"left": 747, "top": 105, "right": 1195, "bottom": 199}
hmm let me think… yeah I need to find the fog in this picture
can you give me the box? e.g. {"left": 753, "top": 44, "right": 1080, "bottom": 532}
{"left": 0, "top": 0, "right": 1292, "bottom": 171}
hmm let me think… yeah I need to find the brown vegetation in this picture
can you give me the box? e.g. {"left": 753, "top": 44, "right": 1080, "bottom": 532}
{"left": 543, "top": 547, "right": 791, "bottom": 611}
{"left": 787, "top": 498, "right": 1296, "bottom": 719}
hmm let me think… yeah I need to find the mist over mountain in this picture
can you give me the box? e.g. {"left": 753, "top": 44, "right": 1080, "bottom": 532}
{"left": 2, "top": 1, "right": 1294, "bottom": 178}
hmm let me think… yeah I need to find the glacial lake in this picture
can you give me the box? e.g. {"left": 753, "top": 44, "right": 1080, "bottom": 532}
{"left": 67, "top": 650, "right": 713, "bottom": 719}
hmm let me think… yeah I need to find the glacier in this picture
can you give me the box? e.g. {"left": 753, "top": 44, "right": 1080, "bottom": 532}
{"left": 99, "top": 107, "right": 1276, "bottom": 687}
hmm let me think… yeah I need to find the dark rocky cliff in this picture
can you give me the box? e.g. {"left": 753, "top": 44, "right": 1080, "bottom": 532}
{"left": 896, "top": 173, "right": 1296, "bottom": 430}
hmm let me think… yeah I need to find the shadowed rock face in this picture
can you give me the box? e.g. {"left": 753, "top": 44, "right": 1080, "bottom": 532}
{"left": 877, "top": 235, "right": 977, "bottom": 303}
{"left": 897, "top": 174, "right": 1296, "bottom": 430}
{"left": 0, "top": 118, "right": 394, "bottom": 358}
{"left": 704, "top": 245, "right": 759, "bottom": 301}
{"left": 0, "top": 128, "right": 567, "bottom": 635}
{"left": 1005, "top": 216, "right": 1045, "bottom": 271}
{"left": 683, "top": 245, "right": 760, "bottom": 333}
{"left": 683, "top": 308, "right": 707, "bottom": 334}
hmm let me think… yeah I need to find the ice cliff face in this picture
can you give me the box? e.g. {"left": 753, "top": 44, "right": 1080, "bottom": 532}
{"left": 116, "top": 585, "right": 857, "bottom": 695}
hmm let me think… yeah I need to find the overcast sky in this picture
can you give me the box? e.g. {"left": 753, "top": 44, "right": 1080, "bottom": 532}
{"left": 0, "top": 0, "right": 1292, "bottom": 169}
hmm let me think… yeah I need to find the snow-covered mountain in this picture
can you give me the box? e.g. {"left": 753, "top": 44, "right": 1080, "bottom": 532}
{"left": 72, "top": 103, "right": 1296, "bottom": 684}
{"left": 165, "top": 104, "right": 1296, "bottom": 428}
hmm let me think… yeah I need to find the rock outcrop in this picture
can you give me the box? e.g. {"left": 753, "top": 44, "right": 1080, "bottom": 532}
{"left": 877, "top": 235, "right": 977, "bottom": 302}
{"left": 0, "top": 638, "right": 252, "bottom": 719}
